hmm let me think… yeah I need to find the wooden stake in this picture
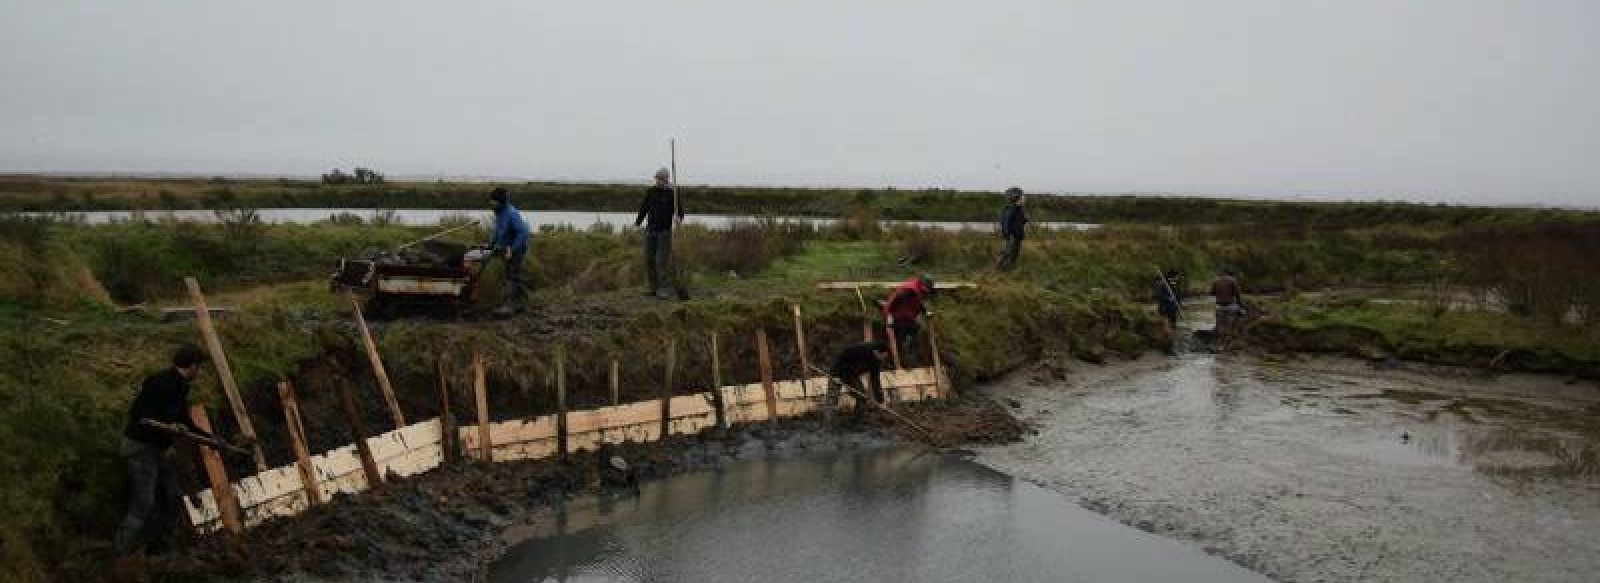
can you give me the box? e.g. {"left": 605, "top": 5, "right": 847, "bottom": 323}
{"left": 756, "top": 329, "right": 778, "bottom": 428}
{"left": 709, "top": 332, "right": 726, "bottom": 429}
{"left": 885, "top": 323, "right": 904, "bottom": 372}
{"left": 659, "top": 339, "right": 676, "bottom": 439}
{"left": 555, "top": 346, "right": 569, "bottom": 461}
{"left": 189, "top": 405, "right": 243, "bottom": 536}
{"left": 928, "top": 315, "right": 952, "bottom": 398}
{"left": 349, "top": 294, "right": 405, "bottom": 429}
{"left": 791, "top": 304, "right": 812, "bottom": 397}
{"left": 437, "top": 355, "right": 458, "bottom": 464}
{"left": 335, "top": 378, "right": 383, "bottom": 489}
{"left": 277, "top": 381, "right": 323, "bottom": 505}
{"left": 854, "top": 286, "right": 872, "bottom": 342}
{"left": 473, "top": 352, "right": 492, "bottom": 463}
{"left": 184, "top": 277, "right": 268, "bottom": 472}
{"left": 609, "top": 359, "right": 620, "bottom": 406}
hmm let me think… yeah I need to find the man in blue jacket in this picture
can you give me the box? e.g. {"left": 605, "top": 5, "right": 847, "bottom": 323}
{"left": 996, "top": 187, "right": 1028, "bottom": 271}
{"left": 488, "top": 187, "right": 530, "bottom": 316}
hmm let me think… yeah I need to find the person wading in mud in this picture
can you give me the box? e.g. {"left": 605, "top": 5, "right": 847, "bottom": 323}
{"left": 1211, "top": 268, "right": 1246, "bottom": 349}
{"left": 635, "top": 168, "right": 684, "bottom": 299}
{"left": 823, "top": 340, "right": 891, "bottom": 424}
{"left": 1153, "top": 269, "right": 1184, "bottom": 334}
{"left": 883, "top": 274, "right": 935, "bottom": 357}
{"left": 996, "top": 187, "right": 1029, "bottom": 271}
{"left": 488, "top": 187, "right": 530, "bottom": 317}
{"left": 112, "top": 345, "right": 235, "bottom": 566}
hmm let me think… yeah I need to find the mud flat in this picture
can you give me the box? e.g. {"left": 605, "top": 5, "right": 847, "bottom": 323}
{"left": 977, "top": 352, "right": 1600, "bottom": 583}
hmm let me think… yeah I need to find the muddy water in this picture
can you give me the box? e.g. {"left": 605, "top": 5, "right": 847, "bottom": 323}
{"left": 979, "top": 321, "right": 1600, "bottom": 582}
{"left": 487, "top": 446, "right": 1271, "bottom": 583}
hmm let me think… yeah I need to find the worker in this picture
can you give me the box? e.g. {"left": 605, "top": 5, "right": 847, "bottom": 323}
{"left": 488, "top": 187, "right": 530, "bottom": 316}
{"left": 823, "top": 341, "right": 891, "bottom": 423}
{"left": 635, "top": 167, "right": 685, "bottom": 299}
{"left": 1211, "top": 268, "right": 1245, "bottom": 348}
{"left": 1153, "top": 269, "right": 1184, "bottom": 330}
{"left": 883, "top": 274, "right": 935, "bottom": 355}
{"left": 996, "top": 187, "right": 1028, "bottom": 270}
{"left": 112, "top": 345, "right": 217, "bottom": 561}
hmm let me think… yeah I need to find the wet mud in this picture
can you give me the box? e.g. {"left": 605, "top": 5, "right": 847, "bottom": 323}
{"left": 976, "top": 351, "right": 1600, "bottom": 583}
{"left": 487, "top": 446, "right": 1272, "bottom": 583}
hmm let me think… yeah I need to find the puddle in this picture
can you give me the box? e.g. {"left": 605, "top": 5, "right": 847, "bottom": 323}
{"left": 487, "top": 447, "right": 1272, "bottom": 583}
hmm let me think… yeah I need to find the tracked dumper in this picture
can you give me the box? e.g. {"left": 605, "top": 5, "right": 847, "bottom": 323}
{"left": 330, "top": 240, "right": 491, "bottom": 318}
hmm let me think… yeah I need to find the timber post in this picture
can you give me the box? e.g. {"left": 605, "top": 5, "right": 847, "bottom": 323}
{"left": 184, "top": 276, "right": 268, "bottom": 471}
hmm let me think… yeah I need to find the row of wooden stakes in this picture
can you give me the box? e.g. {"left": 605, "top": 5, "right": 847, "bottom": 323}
{"left": 178, "top": 277, "right": 946, "bottom": 538}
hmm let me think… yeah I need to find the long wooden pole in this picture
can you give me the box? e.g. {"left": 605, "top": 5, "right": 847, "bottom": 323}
{"left": 756, "top": 329, "right": 779, "bottom": 428}
{"left": 473, "top": 352, "right": 492, "bottom": 464}
{"left": 659, "top": 339, "right": 676, "bottom": 440}
{"left": 335, "top": 378, "right": 383, "bottom": 489}
{"left": 791, "top": 304, "right": 812, "bottom": 397}
{"left": 805, "top": 364, "right": 939, "bottom": 442}
{"left": 556, "top": 346, "right": 569, "bottom": 461}
{"left": 189, "top": 405, "right": 244, "bottom": 537}
{"left": 349, "top": 294, "right": 405, "bottom": 429}
{"left": 184, "top": 277, "right": 268, "bottom": 471}
{"left": 277, "top": 381, "right": 323, "bottom": 505}
{"left": 670, "top": 139, "right": 680, "bottom": 221}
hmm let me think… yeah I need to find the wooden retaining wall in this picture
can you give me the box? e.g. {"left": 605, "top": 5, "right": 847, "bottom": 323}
{"left": 182, "top": 367, "right": 947, "bottom": 533}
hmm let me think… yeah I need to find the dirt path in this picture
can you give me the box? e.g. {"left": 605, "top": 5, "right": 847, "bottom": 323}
{"left": 975, "top": 353, "right": 1600, "bottom": 583}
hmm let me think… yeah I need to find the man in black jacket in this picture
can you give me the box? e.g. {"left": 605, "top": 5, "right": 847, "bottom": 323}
{"left": 823, "top": 341, "right": 890, "bottom": 423}
{"left": 112, "top": 344, "right": 212, "bottom": 558}
{"left": 997, "top": 187, "right": 1028, "bottom": 270}
{"left": 635, "top": 167, "right": 685, "bottom": 299}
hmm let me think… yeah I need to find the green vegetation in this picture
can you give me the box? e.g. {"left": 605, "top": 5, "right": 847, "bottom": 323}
{"left": 1, "top": 193, "right": 1596, "bottom": 582}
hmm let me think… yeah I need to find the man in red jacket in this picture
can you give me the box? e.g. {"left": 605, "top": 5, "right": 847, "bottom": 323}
{"left": 883, "top": 274, "right": 935, "bottom": 354}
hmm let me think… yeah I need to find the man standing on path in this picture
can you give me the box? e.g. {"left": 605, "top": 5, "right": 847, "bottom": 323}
{"left": 883, "top": 274, "right": 935, "bottom": 356}
{"left": 635, "top": 167, "right": 684, "bottom": 299}
{"left": 112, "top": 345, "right": 214, "bottom": 562}
{"left": 997, "top": 187, "right": 1028, "bottom": 271}
{"left": 1153, "top": 269, "right": 1184, "bottom": 331}
{"left": 823, "top": 341, "right": 890, "bottom": 424}
{"left": 488, "top": 187, "right": 530, "bottom": 316}
{"left": 1211, "top": 268, "right": 1245, "bottom": 349}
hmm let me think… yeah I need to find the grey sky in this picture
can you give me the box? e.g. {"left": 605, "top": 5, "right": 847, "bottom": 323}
{"left": 2, "top": 1, "right": 1595, "bottom": 206}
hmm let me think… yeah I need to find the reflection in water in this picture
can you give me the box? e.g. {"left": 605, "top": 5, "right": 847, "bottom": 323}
{"left": 488, "top": 448, "right": 1272, "bottom": 583}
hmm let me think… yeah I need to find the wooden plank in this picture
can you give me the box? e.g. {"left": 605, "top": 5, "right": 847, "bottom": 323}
{"left": 791, "top": 304, "right": 812, "bottom": 397}
{"left": 659, "top": 339, "right": 675, "bottom": 440}
{"left": 277, "top": 381, "right": 322, "bottom": 506}
{"left": 335, "top": 376, "right": 383, "bottom": 488}
{"left": 473, "top": 352, "right": 492, "bottom": 463}
{"left": 817, "top": 281, "right": 977, "bottom": 290}
{"left": 183, "top": 276, "right": 268, "bottom": 472}
{"left": 189, "top": 405, "right": 244, "bottom": 536}
{"left": 350, "top": 294, "right": 405, "bottom": 429}
{"left": 756, "top": 329, "right": 778, "bottom": 428}
{"left": 555, "top": 346, "right": 568, "bottom": 461}
{"left": 709, "top": 332, "right": 726, "bottom": 430}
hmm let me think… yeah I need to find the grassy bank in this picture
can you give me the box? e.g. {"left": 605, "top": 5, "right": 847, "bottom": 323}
{"left": 1251, "top": 295, "right": 1600, "bottom": 379}
{"left": 6, "top": 174, "right": 1599, "bottom": 227}
{"left": 1, "top": 204, "right": 1595, "bottom": 582}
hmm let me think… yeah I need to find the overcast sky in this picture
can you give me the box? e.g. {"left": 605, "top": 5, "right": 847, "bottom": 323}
{"left": 2, "top": 1, "right": 1596, "bottom": 205}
